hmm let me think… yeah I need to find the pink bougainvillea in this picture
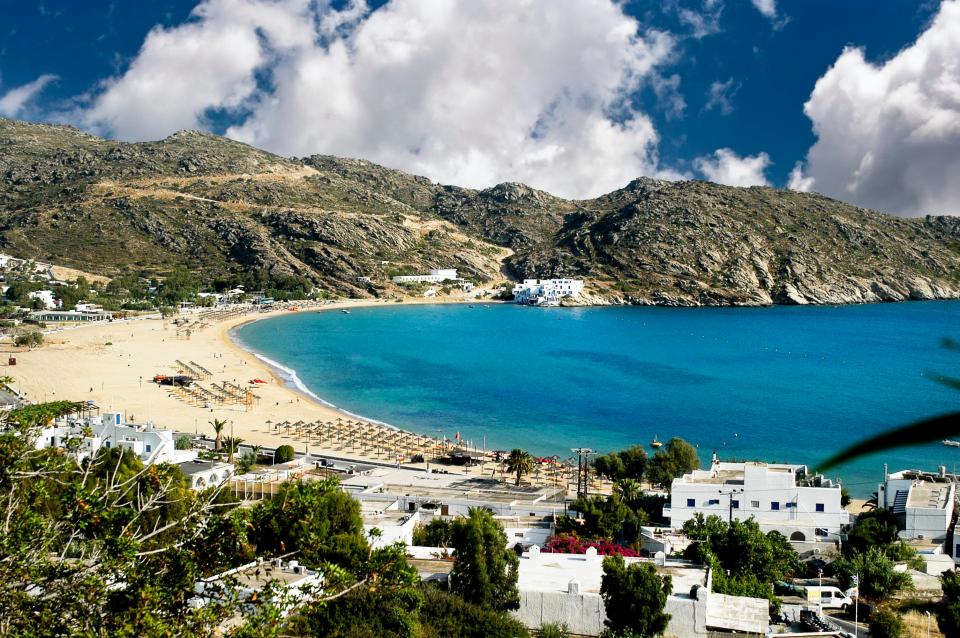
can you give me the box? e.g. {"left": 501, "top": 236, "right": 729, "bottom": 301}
{"left": 541, "top": 535, "right": 640, "bottom": 557}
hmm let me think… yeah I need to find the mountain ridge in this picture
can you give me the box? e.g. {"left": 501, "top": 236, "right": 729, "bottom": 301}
{"left": 1, "top": 116, "right": 958, "bottom": 305}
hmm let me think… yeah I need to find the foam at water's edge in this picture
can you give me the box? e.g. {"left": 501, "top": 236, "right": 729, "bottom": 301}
{"left": 229, "top": 328, "right": 398, "bottom": 430}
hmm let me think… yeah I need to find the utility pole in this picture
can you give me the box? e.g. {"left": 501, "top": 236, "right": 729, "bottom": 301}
{"left": 719, "top": 488, "right": 744, "bottom": 523}
{"left": 571, "top": 448, "right": 596, "bottom": 498}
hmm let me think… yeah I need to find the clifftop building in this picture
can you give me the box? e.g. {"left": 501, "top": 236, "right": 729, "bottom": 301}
{"left": 392, "top": 268, "right": 460, "bottom": 284}
{"left": 665, "top": 454, "right": 850, "bottom": 542}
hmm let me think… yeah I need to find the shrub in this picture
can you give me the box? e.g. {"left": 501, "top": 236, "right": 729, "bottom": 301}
{"left": 14, "top": 331, "right": 43, "bottom": 348}
{"left": 539, "top": 622, "right": 570, "bottom": 638}
{"left": 174, "top": 436, "right": 192, "bottom": 450}
{"left": 869, "top": 607, "right": 905, "bottom": 638}
{"left": 274, "top": 444, "right": 295, "bottom": 463}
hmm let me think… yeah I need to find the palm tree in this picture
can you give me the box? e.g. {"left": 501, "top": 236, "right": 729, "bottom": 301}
{"left": 505, "top": 448, "right": 534, "bottom": 486}
{"left": 209, "top": 418, "right": 227, "bottom": 452}
{"left": 614, "top": 478, "right": 641, "bottom": 503}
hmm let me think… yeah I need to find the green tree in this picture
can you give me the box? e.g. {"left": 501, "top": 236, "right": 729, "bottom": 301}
{"left": 505, "top": 448, "right": 534, "bottom": 486}
{"left": 275, "top": 444, "right": 295, "bottom": 463}
{"left": 939, "top": 570, "right": 960, "bottom": 636}
{"left": 450, "top": 508, "right": 520, "bottom": 611}
{"left": 645, "top": 437, "right": 699, "bottom": 487}
{"left": 869, "top": 607, "right": 905, "bottom": 638}
{"left": 412, "top": 517, "right": 454, "bottom": 547}
{"left": 594, "top": 445, "right": 648, "bottom": 481}
{"left": 683, "top": 514, "right": 801, "bottom": 604}
{"left": 249, "top": 478, "right": 369, "bottom": 574}
{"left": 174, "top": 435, "right": 192, "bottom": 450}
{"left": 600, "top": 554, "right": 672, "bottom": 638}
{"left": 209, "top": 418, "right": 226, "bottom": 452}
{"left": 832, "top": 546, "right": 911, "bottom": 600}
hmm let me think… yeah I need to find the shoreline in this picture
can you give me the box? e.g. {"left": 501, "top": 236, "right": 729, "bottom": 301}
{"left": 6, "top": 297, "right": 505, "bottom": 474}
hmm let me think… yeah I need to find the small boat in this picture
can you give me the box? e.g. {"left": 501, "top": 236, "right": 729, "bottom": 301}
{"left": 943, "top": 439, "right": 960, "bottom": 448}
{"left": 341, "top": 309, "right": 351, "bottom": 314}
{"left": 650, "top": 435, "right": 663, "bottom": 449}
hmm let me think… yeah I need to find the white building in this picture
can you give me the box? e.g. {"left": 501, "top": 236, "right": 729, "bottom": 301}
{"left": 392, "top": 268, "right": 460, "bottom": 284}
{"left": 879, "top": 467, "right": 958, "bottom": 561}
{"left": 665, "top": 455, "right": 850, "bottom": 542}
{"left": 188, "top": 558, "right": 323, "bottom": 621}
{"left": 512, "top": 279, "right": 584, "bottom": 305}
{"left": 35, "top": 411, "right": 194, "bottom": 466}
{"left": 514, "top": 547, "right": 769, "bottom": 637}
{"left": 28, "top": 289, "right": 59, "bottom": 309}
{"left": 177, "top": 459, "right": 236, "bottom": 491}
{"left": 30, "top": 309, "right": 113, "bottom": 322}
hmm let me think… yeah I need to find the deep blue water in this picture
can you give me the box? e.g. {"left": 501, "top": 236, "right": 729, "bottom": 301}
{"left": 234, "top": 302, "right": 960, "bottom": 496}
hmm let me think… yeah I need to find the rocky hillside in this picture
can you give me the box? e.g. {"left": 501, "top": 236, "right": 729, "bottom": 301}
{"left": 1, "top": 117, "right": 959, "bottom": 305}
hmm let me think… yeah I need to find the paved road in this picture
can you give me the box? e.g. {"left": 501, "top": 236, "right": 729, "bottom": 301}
{"left": 827, "top": 612, "right": 870, "bottom": 637}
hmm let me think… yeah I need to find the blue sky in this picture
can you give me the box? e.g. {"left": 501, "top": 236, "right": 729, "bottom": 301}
{"left": 1, "top": 0, "right": 957, "bottom": 215}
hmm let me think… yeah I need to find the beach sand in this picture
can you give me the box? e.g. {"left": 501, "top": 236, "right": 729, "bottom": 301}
{"left": 5, "top": 298, "right": 581, "bottom": 489}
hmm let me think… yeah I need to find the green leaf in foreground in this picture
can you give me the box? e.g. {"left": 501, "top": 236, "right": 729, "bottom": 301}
{"left": 816, "top": 412, "right": 960, "bottom": 473}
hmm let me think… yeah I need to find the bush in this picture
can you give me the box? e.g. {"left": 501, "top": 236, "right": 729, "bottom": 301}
{"left": 14, "top": 331, "right": 43, "bottom": 348}
{"left": 274, "top": 444, "right": 295, "bottom": 463}
{"left": 869, "top": 607, "right": 905, "bottom": 638}
{"left": 539, "top": 622, "right": 570, "bottom": 638}
{"left": 174, "top": 436, "right": 192, "bottom": 450}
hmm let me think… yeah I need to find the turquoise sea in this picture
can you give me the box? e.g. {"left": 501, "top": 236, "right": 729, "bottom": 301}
{"left": 234, "top": 301, "right": 960, "bottom": 496}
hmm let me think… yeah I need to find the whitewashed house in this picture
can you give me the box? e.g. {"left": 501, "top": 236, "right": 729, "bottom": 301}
{"left": 28, "top": 289, "right": 59, "bottom": 309}
{"left": 513, "top": 547, "right": 769, "bottom": 637}
{"left": 35, "top": 411, "right": 194, "bottom": 465}
{"left": 188, "top": 558, "right": 324, "bottom": 620}
{"left": 512, "top": 279, "right": 584, "bottom": 305}
{"left": 665, "top": 454, "right": 850, "bottom": 542}
{"left": 392, "top": 268, "right": 460, "bottom": 284}
{"left": 177, "top": 459, "right": 235, "bottom": 491}
{"left": 879, "top": 467, "right": 958, "bottom": 563}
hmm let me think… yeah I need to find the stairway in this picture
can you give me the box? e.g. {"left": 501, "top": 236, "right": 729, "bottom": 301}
{"left": 892, "top": 489, "right": 908, "bottom": 514}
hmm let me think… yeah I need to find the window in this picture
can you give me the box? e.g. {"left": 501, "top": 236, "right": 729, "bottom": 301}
{"left": 785, "top": 502, "right": 795, "bottom": 509}
{"left": 145, "top": 444, "right": 152, "bottom": 453}
{"left": 815, "top": 528, "right": 829, "bottom": 537}
{"left": 708, "top": 499, "right": 720, "bottom": 505}
{"left": 751, "top": 500, "right": 760, "bottom": 508}
{"left": 731, "top": 500, "right": 740, "bottom": 509}
{"left": 816, "top": 503, "right": 825, "bottom": 512}
{"left": 771, "top": 502, "right": 780, "bottom": 511}
{"left": 687, "top": 498, "right": 695, "bottom": 507}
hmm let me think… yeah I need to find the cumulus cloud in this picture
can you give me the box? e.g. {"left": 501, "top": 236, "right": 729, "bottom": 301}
{"left": 0, "top": 74, "right": 57, "bottom": 118}
{"left": 694, "top": 148, "right": 770, "bottom": 187}
{"left": 76, "top": 0, "right": 680, "bottom": 199}
{"left": 704, "top": 77, "right": 740, "bottom": 115}
{"left": 750, "top": 0, "right": 777, "bottom": 19}
{"left": 792, "top": 0, "right": 960, "bottom": 215}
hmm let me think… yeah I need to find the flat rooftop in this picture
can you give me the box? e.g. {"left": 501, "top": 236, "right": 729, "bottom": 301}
{"left": 228, "top": 562, "right": 316, "bottom": 588}
{"left": 518, "top": 553, "right": 705, "bottom": 596}
{"left": 341, "top": 468, "right": 564, "bottom": 504}
{"left": 908, "top": 482, "right": 952, "bottom": 509}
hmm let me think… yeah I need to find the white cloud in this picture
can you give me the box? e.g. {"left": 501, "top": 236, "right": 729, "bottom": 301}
{"left": 0, "top": 74, "right": 57, "bottom": 118}
{"left": 750, "top": 0, "right": 777, "bottom": 19}
{"left": 678, "top": 0, "right": 724, "bottom": 39}
{"left": 695, "top": 148, "right": 770, "bottom": 187}
{"left": 651, "top": 73, "right": 686, "bottom": 120}
{"left": 75, "top": 0, "right": 680, "bottom": 199}
{"left": 793, "top": 0, "right": 960, "bottom": 216}
{"left": 787, "top": 162, "right": 814, "bottom": 192}
{"left": 704, "top": 77, "right": 740, "bottom": 115}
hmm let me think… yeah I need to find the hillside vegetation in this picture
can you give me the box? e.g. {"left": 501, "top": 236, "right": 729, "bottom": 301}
{"left": 2, "top": 117, "right": 959, "bottom": 305}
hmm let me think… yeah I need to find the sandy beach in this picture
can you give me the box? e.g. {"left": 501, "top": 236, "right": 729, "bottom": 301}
{"left": 6, "top": 299, "right": 459, "bottom": 460}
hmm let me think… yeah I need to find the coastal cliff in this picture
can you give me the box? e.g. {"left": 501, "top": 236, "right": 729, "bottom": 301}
{"left": 2, "top": 117, "right": 959, "bottom": 306}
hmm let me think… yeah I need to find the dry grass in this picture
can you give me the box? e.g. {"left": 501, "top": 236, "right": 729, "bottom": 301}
{"left": 902, "top": 609, "right": 944, "bottom": 637}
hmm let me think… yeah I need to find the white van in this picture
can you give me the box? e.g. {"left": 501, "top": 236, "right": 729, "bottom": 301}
{"left": 802, "top": 585, "right": 854, "bottom": 610}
